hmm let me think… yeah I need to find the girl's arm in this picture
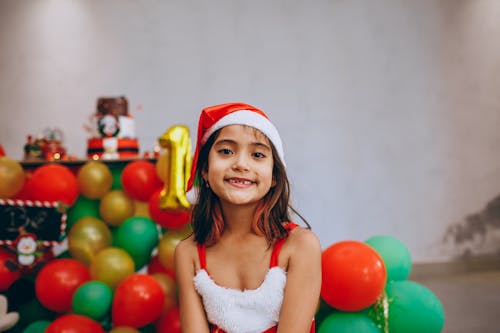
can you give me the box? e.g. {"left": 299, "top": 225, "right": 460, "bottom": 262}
{"left": 174, "top": 237, "right": 211, "bottom": 333}
{"left": 277, "top": 229, "right": 322, "bottom": 333}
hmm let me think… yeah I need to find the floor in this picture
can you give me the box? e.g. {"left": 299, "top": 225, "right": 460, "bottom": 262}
{"left": 413, "top": 269, "right": 500, "bottom": 333}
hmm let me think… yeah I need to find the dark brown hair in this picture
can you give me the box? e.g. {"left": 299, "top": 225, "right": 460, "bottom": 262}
{"left": 191, "top": 128, "right": 310, "bottom": 246}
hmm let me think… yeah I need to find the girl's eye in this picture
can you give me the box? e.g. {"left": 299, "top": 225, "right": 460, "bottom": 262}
{"left": 253, "top": 152, "right": 266, "bottom": 159}
{"left": 218, "top": 148, "right": 233, "bottom": 155}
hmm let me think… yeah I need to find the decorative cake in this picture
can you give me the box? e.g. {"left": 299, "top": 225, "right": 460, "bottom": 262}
{"left": 86, "top": 96, "right": 139, "bottom": 160}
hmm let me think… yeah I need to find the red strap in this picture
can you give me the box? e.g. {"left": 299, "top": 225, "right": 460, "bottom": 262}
{"left": 197, "top": 243, "right": 207, "bottom": 270}
{"left": 269, "top": 223, "right": 298, "bottom": 268}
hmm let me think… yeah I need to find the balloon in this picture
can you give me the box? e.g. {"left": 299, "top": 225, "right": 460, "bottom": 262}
{"left": 99, "top": 190, "right": 135, "bottom": 227}
{"left": 151, "top": 273, "right": 178, "bottom": 313}
{"left": 77, "top": 161, "right": 113, "bottom": 199}
{"left": 134, "top": 200, "right": 151, "bottom": 217}
{"left": 385, "top": 280, "right": 444, "bottom": 333}
{"left": 66, "top": 196, "right": 100, "bottom": 231}
{"left": 114, "top": 216, "right": 159, "bottom": 270}
{"left": 321, "top": 240, "right": 387, "bottom": 311}
{"left": 157, "top": 228, "right": 191, "bottom": 270}
{"left": 155, "top": 306, "right": 182, "bottom": 333}
{"left": 0, "top": 156, "right": 25, "bottom": 199}
{"left": 155, "top": 151, "right": 169, "bottom": 183}
{"left": 72, "top": 280, "right": 113, "bottom": 320}
{"left": 45, "top": 314, "right": 105, "bottom": 333}
{"left": 90, "top": 247, "right": 135, "bottom": 290}
{"left": 109, "top": 327, "right": 141, "bottom": 333}
{"left": 121, "top": 160, "right": 162, "bottom": 202}
{"left": 12, "top": 169, "right": 34, "bottom": 200}
{"left": 318, "top": 312, "right": 380, "bottom": 333}
{"left": 29, "top": 163, "right": 79, "bottom": 206}
{"left": 112, "top": 274, "right": 165, "bottom": 328}
{"left": 22, "top": 320, "right": 51, "bottom": 333}
{"left": 0, "top": 248, "right": 21, "bottom": 291}
{"left": 157, "top": 125, "right": 192, "bottom": 210}
{"left": 148, "top": 189, "right": 191, "bottom": 229}
{"left": 147, "top": 255, "right": 175, "bottom": 280}
{"left": 365, "top": 235, "right": 412, "bottom": 281}
{"left": 35, "top": 259, "right": 90, "bottom": 313}
{"left": 68, "top": 217, "right": 112, "bottom": 266}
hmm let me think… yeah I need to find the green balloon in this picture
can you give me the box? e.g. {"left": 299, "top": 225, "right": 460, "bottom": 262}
{"left": 115, "top": 216, "right": 159, "bottom": 270}
{"left": 22, "top": 320, "right": 51, "bottom": 333}
{"left": 365, "top": 235, "right": 412, "bottom": 281}
{"left": 318, "top": 312, "right": 381, "bottom": 333}
{"left": 72, "top": 281, "right": 113, "bottom": 320}
{"left": 315, "top": 299, "right": 337, "bottom": 328}
{"left": 109, "top": 164, "right": 124, "bottom": 190}
{"left": 386, "top": 280, "right": 444, "bottom": 333}
{"left": 66, "top": 196, "right": 100, "bottom": 231}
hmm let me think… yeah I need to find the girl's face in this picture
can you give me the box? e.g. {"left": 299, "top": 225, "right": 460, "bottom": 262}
{"left": 202, "top": 125, "right": 275, "bottom": 208}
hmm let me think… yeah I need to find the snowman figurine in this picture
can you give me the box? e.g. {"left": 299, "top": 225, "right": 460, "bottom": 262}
{"left": 16, "top": 234, "right": 38, "bottom": 267}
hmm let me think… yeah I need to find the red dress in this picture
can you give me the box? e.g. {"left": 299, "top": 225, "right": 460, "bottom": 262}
{"left": 196, "top": 223, "right": 315, "bottom": 333}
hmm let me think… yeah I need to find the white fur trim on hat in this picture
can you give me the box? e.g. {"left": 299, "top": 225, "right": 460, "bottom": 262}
{"left": 201, "top": 110, "right": 285, "bottom": 164}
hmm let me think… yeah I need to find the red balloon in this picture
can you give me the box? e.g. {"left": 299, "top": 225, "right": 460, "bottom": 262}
{"left": 148, "top": 189, "right": 191, "bottom": 228}
{"left": 112, "top": 274, "right": 165, "bottom": 328}
{"left": 321, "top": 240, "right": 387, "bottom": 311}
{"left": 121, "top": 161, "right": 162, "bottom": 202}
{"left": 147, "top": 255, "right": 176, "bottom": 281}
{"left": 46, "top": 314, "right": 105, "bottom": 333}
{"left": 155, "top": 307, "right": 182, "bottom": 333}
{"left": 0, "top": 248, "right": 21, "bottom": 291}
{"left": 29, "top": 164, "right": 79, "bottom": 206}
{"left": 35, "top": 258, "right": 90, "bottom": 313}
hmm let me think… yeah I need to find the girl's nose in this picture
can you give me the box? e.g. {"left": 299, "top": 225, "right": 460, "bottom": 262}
{"left": 232, "top": 153, "right": 250, "bottom": 171}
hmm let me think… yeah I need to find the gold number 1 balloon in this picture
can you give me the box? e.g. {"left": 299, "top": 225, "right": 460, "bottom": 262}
{"left": 157, "top": 125, "right": 192, "bottom": 210}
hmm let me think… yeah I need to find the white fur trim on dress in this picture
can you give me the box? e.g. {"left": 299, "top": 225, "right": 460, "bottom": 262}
{"left": 201, "top": 110, "right": 285, "bottom": 165}
{"left": 193, "top": 267, "right": 286, "bottom": 333}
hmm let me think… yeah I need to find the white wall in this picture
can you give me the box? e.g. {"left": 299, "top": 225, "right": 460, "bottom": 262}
{"left": 1, "top": 0, "right": 500, "bottom": 262}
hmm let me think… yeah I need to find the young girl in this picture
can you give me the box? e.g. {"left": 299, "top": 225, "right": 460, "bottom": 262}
{"left": 175, "top": 103, "right": 322, "bottom": 333}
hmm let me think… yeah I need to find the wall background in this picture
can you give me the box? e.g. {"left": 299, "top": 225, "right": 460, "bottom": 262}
{"left": 1, "top": 0, "right": 500, "bottom": 262}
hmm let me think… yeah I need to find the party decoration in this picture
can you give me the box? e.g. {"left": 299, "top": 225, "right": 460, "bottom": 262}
{"left": 112, "top": 274, "right": 165, "bottom": 328}
{"left": 0, "top": 157, "right": 25, "bottom": 199}
{"left": 90, "top": 247, "right": 135, "bottom": 290}
{"left": 155, "top": 307, "right": 182, "bottom": 333}
{"left": 22, "top": 320, "right": 51, "bottom": 333}
{"left": 35, "top": 258, "right": 90, "bottom": 313}
{"left": 0, "top": 248, "right": 21, "bottom": 291}
{"left": 99, "top": 190, "right": 135, "bottom": 226}
{"left": 148, "top": 189, "right": 191, "bottom": 229}
{"left": 109, "top": 327, "right": 141, "bottom": 333}
{"left": 151, "top": 273, "right": 178, "bottom": 313}
{"left": 318, "top": 312, "right": 380, "bottom": 333}
{"left": 0, "top": 294, "right": 18, "bottom": 331}
{"left": 365, "top": 235, "right": 412, "bottom": 281}
{"left": 321, "top": 240, "right": 387, "bottom": 311}
{"left": 133, "top": 200, "right": 151, "bottom": 218}
{"left": 157, "top": 125, "right": 192, "bottom": 210}
{"left": 0, "top": 199, "right": 65, "bottom": 274}
{"left": 121, "top": 160, "right": 162, "bottom": 202}
{"left": 155, "top": 151, "right": 169, "bottom": 183}
{"left": 28, "top": 163, "right": 79, "bottom": 206}
{"left": 147, "top": 255, "right": 175, "bottom": 280}
{"left": 66, "top": 196, "right": 100, "bottom": 231}
{"left": 45, "top": 314, "right": 105, "bottom": 333}
{"left": 114, "top": 216, "right": 159, "bottom": 270}
{"left": 72, "top": 280, "right": 113, "bottom": 320}
{"left": 157, "top": 228, "right": 191, "bottom": 270}
{"left": 385, "top": 280, "right": 445, "bottom": 333}
{"left": 77, "top": 161, "right": 113, "bottom": 199}
{"left": 68, "top": 217, "right": 112, "bottom": 266}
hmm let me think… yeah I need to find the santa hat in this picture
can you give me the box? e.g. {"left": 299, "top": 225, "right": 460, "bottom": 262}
{"left": 187, "top": 102, "right": 284, "bottom": 191}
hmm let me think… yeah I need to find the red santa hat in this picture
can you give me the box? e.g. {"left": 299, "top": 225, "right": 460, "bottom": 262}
{"left": 187, "top": 102, "right": 284, "bottom": 191}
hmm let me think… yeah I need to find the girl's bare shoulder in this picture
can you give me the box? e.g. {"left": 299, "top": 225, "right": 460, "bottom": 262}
{"left": 175, "top": 234, "right": 199, "bottom": 260}
{"left": 284, "top": 225, "right": 322, "bottom": 257}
